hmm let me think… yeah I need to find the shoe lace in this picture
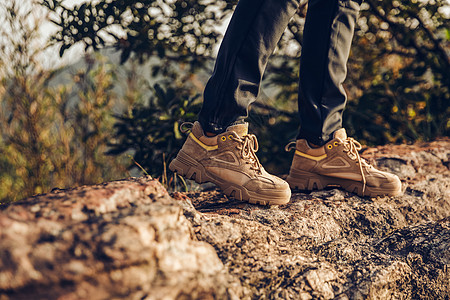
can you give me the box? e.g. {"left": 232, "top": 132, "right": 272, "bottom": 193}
{"left": 339, "top": 137, "right": 372, "bottom": 195}
{"left": 284, "top": 141, "right": 296, "bottom": 152}
{"left": 179, "top": 122, "right": 194, "bottom": 133}
{"left": 231, "top": 134, "right": 262, "bottom": 174}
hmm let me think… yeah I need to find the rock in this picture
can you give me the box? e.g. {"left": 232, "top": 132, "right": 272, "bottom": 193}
{"left": 1, "top": 140, "right": 449, "bottom": 299}
{"left": 0, "top": 177, "right": 240, "bottom": 299}
{"left": 184, "top": 139, "right": 450, "bottom": 299}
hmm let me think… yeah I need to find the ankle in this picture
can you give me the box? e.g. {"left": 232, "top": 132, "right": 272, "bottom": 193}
{"left": 307, "top": 141, "right": 322, "bottom": 149}
{"left": 205, "top": 132, "right": 217, "bottom": 137}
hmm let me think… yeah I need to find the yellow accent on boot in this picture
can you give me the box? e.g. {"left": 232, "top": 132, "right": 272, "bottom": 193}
{"left": 295, "top": 150, "right": 327, "bottom": 161}
{"left": 189, "top": 132, "right": 218, "bottom": 151}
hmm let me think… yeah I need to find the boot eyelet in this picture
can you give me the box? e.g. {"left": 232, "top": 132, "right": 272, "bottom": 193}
{"left": 221, "top": 136, "right": 226, "bottom": 142}
{"left": 333, "top": 142, "right": 339, "bottom": 147}
{"left": 228, "top": 135, "right": 233, "bottom": 140}
{"left": 327, "top": 144, "right": 333, "bottom": 149}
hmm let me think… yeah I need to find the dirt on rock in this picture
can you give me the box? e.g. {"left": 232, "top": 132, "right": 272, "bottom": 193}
{"left": 1, "top": 139, "right": 449, "bottom": 299}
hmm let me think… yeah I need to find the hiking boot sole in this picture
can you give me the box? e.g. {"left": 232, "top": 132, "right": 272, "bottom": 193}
{"left": 287, "top": 169, "right": 402, "bottom": 197}
{"left": 169, "top": 150, "right": 290, "bottom": 205}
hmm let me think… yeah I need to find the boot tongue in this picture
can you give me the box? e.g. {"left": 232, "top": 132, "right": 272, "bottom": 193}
{"left": 226, "top": 122, "right": 248, "bottom": 137}
{"left": 333, "top": 128, "right": 347, "bottom": 140}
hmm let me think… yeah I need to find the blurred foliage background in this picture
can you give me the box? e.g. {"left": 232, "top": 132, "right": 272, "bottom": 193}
{"left": 1, "top": 0, "right": 449, "bottom": 203}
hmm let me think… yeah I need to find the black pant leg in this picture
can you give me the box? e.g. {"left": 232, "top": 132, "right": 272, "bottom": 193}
{"left": 199, "top": 0, "right": 300, "bottom": 134}
{"left": 297, "top": 0, "right": 361, "bottom": 145}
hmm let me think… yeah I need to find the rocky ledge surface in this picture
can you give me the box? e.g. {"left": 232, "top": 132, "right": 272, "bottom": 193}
{"left": 1, "top": 139, "right": 449, "bottom": 299}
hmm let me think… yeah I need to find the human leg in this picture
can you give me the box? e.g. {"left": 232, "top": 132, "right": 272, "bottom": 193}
{"left": 298, "top": 0, "right": 361, "bottom": 146}
{"left": 288, "top": 0, "right": 402, "bottom": 197}
{"left": 171, "top": 0, "right": 300, "bottom": 205}
{"left": 198, "top": 0, "right": 300, "bottom": 135}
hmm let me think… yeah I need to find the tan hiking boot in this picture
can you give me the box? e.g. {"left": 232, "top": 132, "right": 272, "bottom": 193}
{"left": 286, "top": 129, "right": 402, "bottom": 197}
{"left": 169, "top": 121, "right": 291, "bottom": 205}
